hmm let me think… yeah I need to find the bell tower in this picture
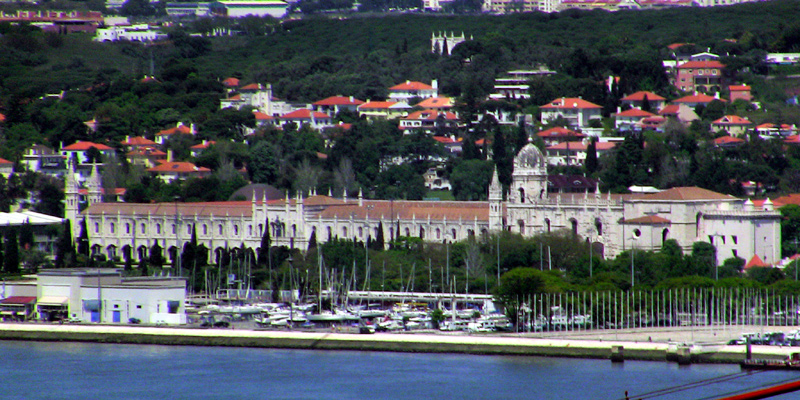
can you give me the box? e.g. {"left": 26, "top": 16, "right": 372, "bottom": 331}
{"left": 511, "top": 142, "right": 548, "bottom": 204}
{"left": 488, "top": 167, "right": 503, "bottom": 231}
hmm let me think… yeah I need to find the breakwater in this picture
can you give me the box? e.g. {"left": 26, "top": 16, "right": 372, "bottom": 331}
{"left": 0, "top": 323, "right": 793, "bottom": 363}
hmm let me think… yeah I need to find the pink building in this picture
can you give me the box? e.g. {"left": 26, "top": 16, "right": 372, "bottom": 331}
{"left": 729, "top": 85, "right": 753, "bottom": 102}
{"left": 675, "top": 60, "right": 725, "bottom": 93}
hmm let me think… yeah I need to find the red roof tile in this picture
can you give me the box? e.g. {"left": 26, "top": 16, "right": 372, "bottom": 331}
{"left": 744, "top": 254, "right": 770, "bottom": 269}
{"left": 122, "top": 136, "right": 156, "bottom": 146}
{"left": 61, "top": 141, "right": 112, "bottom": 151}
{"left": 621, "top": 91, "right": 666, "bottom": 102}
{"left": 729, "top": 85, "right": 751, "bottom": 91}
{"left": 359, "top": 101, "right": 400, "bottom": 110}
{"left": 547, "top": 141, "right": 615, "bottom": 151}
{"left": 240, "top": 83, "right": 263, "bottom": 91}
{"left": 623, "top": 215, "right": 671, "bottom": 224}
{"left": 253, "top": 111, "right": 273, "bottom": 120}
{"left": 403, "top": 110, "right": 458, "bottom": 121}
{"left": 432, "top": 136, "right": 462, "bottom": 144}
{"left": 390, "top": 81, "right": 433, "bottom": 91}
{"left": 191, "top": 141, "right": 216, "bottom": 149}
{"left": 714, "top": 136, "right": 745, "bottom": 145}
{"left": 673, "top": 94, "right": 726, "bottom": 104}
{"left": 713, "top": 115, "right": 752, "bottom": 125}
{"left": 540, "top": 97, "right": 602, "bottom": 109}
{"left": 282, "top": 109, "right": 331, "bottom": 120}
{"left": 658, "top": 105, "right": 680, "bottom": 115}
{"left": 616, "top": 109, "right": 655, "bottom": 118}
{"left": 312, "top": 96, "right": 364, "bottom": 106}
{"left": 677, "top": 60, "right": 726, "bottom": 69}
{"left": 157, "top": 125, "right": 193, "bottom": 136}
{"left": 537, "top": 127, "right": 583, "bottom": 138}
{"left": 0, "top": 157, "right": 12, "bottom": 165}
{"left": 667, "top": 43, "right": 692, "bottom": 50}
{"left": 415, "top": 97, "right": 453, "bottom": 108}
{"left": 637, "top": 187, "right": 734, "bottom": 201}
{"left": 222, "top": 77, "right": 240, "bottom": 87}
{"left": 148, "top": 161, "right": 210, "bottom": 173}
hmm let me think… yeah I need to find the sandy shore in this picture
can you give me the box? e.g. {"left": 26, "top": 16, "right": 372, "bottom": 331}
{"left": 0, "top": 322, "right": 797, "bottom": 363}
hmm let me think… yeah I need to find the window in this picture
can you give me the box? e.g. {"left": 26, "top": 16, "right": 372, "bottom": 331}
{"left": 732, "top": 235, "right": 738, "bottom": 244}
{"left": 172, "top": 224, "right": 176, "bottom": 234}
{"left": 248, "top": 225, "right": 253, "bottom": 236}
{"left": 141, "top": 223, "right": 146, "bottom": 234}
{"left": 436, "top": 228, "right": 441, "bottom": 239}
{"left": 218, "top": 225, "right": 223, "bottom": 235}
{"left": 358, "top": 227, "right": 363, "bottom": 237}
{"left": 125, "top": 223, "right": 131, "bottom": 234}
{"left": 157, "top": 224, "right": 162, "bottom": 234}
{"left": 258, "top": 224, "right": 263, "bottom": 235}
{"left": 451, "top": 229, "right": 457, "bottom": 240}
{"left": 94, "top": 222, "right": 99, "bottom": 233}
{"left": 110, "top": 222, "right": 116, "bottom": 234}
{"left": 708, "top": 235, "right": 714, "bottom": 245}
{"left": 342, "top": 227, "right": 348, "bottom": 237}
{"left": 203, "top": 224, "right": 208, "bottom": 235}
{"left": 136, "top": 305, "right": 142, "bottom": 309}
{"left": 187, "top": 224, "right": 191, "bottom": 235}
{"left": 234, "top": 225, "right": 239, "bottom": 236}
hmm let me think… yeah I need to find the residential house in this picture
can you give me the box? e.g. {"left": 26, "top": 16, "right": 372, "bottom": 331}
{"left": 536, "top": 127, "right": 584, "bottom": 146}
{"left": 121, "top": 136, "right": 157, "bottom": 151}
{"left": 729, "top": 85, "right": 753, "bottom": 102}
{"left": 398, "top": 110, "right": 459, "bottom": 134}
{"left": 614, "top": 108, "right": 656, "bottom": 130}
{"left": 620, "top": 91, "right": 665, "bottom": 111}
{"left": 279, "top": 109, "right": 333, "bottom": 130}
{"left": 489, "top": 68, "right": 555, "bottom": 100}
{"left": 253, "top": 111, "right": 276, "bottom": 127}
{"left": 155, "top": 122, "right": 195, "bottom": 145}
{"left": 312, "top": 96, "right": 364, "bottom": 115}
{"left": 126, "top": 147, "right": 167, "bottom": 168}
{"left": 357, "top": 101, "right": 412, "bottom": 120}
{"left": 658, "top": 103, "right": 700, "bottom": 124}
{"left": 0, "top": 158, "right": 13, "bottom": 178}
{"left": 539, "top": 97, "right": 602, "bottom": 129}
{"left": 60, "top": 141, "right": 114, "bottom": 165}
{"left": 208, "top": 0, "right": 288, "bottom": 18}
{"left": 21, "top": 144, "right": 65, "bottom": 175}
{"left": 640, "top": 116, "right": 668, "bottom": 131}
{"left": 94, "top": 24, "right": 164, "bottom": 42}
{"left": 148, "top": 161, "right": 211, "bottom": 183}
{"left": 222, "top": 77, "right": 240, "bottom": 90}
{"left": 713, "top": 136, "right": 745, "bottom": 148}
{"left": 545, "top": 140, "right": 616, "bottom": 166}
{"left": 415, "top": 96, "right": 454, "bottom": 111}
{"left": 675, "top": 60, "right": 725, "bottom": 93}
{"left": 765, "top": 53, "right": 800, "bottom": 65}
{"left": 672, "top": 93, "right": 725, "bottom": 109}
{"left": 711, "top": 115, "right": 752, "bottom": 136}
{"left": 190, "top": 140, "right": 216, "bottom": 157}
{"left": 430, "top": 32, "right": 468, "bottom": 53}
{"left": 432, "top": 136, "right": 463, "bottom": 156}
{"left": 388, "top": 80, "right": 439, "bottom": 102}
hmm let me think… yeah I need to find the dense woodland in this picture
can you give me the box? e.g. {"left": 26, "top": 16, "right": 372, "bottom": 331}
{"left": 4, "top": 1, "right": 800, "bottom": 293}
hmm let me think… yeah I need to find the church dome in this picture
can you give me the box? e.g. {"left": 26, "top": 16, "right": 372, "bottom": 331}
{"left": 514, "top": 143, "right": 546, "bottom": 170}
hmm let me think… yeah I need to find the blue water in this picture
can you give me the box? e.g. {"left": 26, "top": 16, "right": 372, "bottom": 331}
{"left": 0, "top": 340, "right": 798, "bottom": 400}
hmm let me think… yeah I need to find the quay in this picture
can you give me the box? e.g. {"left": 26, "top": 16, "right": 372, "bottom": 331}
{"left": 0, "top": 323, "right": 795, "bottom": 364}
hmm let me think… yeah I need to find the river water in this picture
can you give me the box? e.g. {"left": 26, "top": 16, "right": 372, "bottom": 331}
{"left": 1, "top": 340, "right": 797, "bottom": 400}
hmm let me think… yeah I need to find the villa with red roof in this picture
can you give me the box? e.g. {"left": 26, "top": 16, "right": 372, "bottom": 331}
{"left": 312, "top": 96, "right": 364, "bottom": 115}
{"left": 398, "top": 110, "right": 459, "bottom": 134}
{"left": 60, "top": 141, "right": 114, "bottom": 165}
{"left": 148, "top": 161, "right": 211, "bottom": 183}
{"left": 713, "top": 135, "right": 745, "bottom": 148}
{"left": 539, "top": 97, "right": 602, "bottom": 129}
{"left": 729, "top": 85, "right": 752, "bottom": 102}
{"left": 127, "top": 147, "right": 167, "bottom": 168}
{"left": 155, "top": 122, "right": 195, "bottom": 145}
{"left": 545, "top": 140, "right": 616, "bottom": 166}
{"left": 415, "top": 96, "right": 454, "bottom": 110}
{"left": 620, "top": 91, "right": 665, "bottom": 111}
{"left": 253, "top": 111, "right": 276, "bottom": 127}
{"left": 658, "top": 103, "right": 699, "bottom": 124}
{"left": 614, "top": 108, "right": 656, "bottom": 130}
{"left": 672, "top": 93, "right": 725, "bottom": 108}
{"left": 536, "top": 127, "right": 584, "bottom": 146}
{"left": 121, "top": 136, "right": 157, "bottom": 151}
{"left": 190, "top": 140, "right": 216, "bottom": 157}
{"left": 280, "top": 109, "right": 333, "bottom": 130}
{"left": 388, "top": 80, "right": 439, "bottom": 102}
{"left": 675, "top": 60, "right": 725, "bottom": 92}
{"left": 357, "top": 100, "right": 412, "bottom": 120}
{"left": 0, "top": 157, "right": 13, "bottom": 177}
{"left": 711, "top": 115, "right": 752, "bottom": 136}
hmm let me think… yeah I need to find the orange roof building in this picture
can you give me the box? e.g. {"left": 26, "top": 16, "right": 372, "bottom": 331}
{"left": 539, "top": 98, "right": 602, "bottom": 129}
{"left": 388, "top": 80, "right": 439, "bottom": 101}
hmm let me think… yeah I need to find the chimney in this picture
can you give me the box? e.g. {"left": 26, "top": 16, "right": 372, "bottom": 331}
{"left": 432, "top": 79, "right": 438, "bottom": 90}
{"left": 167, "top": 149, "right": 173, "bottom": 162}
{"left": 190, "top": 123, "right": 196, "bottom": 134}
{"left": 349, "top": 96, "right": 354, "bottom": 102}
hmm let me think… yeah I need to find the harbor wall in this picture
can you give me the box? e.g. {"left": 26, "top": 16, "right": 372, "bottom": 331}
{"left": 0, "top": 324, "right": 790, "bottom": 364}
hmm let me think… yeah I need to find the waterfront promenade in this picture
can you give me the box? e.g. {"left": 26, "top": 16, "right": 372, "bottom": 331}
{"left": 0, "top": 322, "right": 795, "bottom": 363}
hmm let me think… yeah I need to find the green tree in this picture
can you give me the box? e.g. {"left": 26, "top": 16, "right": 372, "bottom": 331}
{"left": 450, "top": 159, "right": 493, "bottom": 201}
{"left": 77, "top": 218, "right": 90, "bottom": 256}
{"left": 248, "top": 141, "right": 281, "bottom": 184}
{"left": 55, "top": 220, "right": 76, "bottom": 268}
{"left": 585, "top": 137, "right": 598, "bottom": 174}
{"left": 494, "top": 267, "right": 545, "bottom": 325}
{"left": 3, "top": 229, "right": 19, "bottom": 274}
{"left": 149, "top": 243, "right": 164, "bottom": 269}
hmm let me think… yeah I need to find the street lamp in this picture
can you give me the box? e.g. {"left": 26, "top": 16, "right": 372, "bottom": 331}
{"left": 631, "top": 229, "right": 640, "bottom": 288}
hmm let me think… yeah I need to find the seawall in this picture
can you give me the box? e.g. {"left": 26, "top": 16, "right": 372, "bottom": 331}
{"left": 0, "top": 324, "right": 792, "bottom": 363}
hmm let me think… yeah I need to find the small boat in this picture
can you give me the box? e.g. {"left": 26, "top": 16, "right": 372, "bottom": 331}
{"left": 741, "top": 353, "right": 800, "bottom": 370}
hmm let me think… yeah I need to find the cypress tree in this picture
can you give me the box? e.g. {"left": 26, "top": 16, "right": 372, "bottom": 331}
{"left": 585, "top": 137, "right": 598, "bottom": 174}
{"left": 515, "top": 118, "right": 529, "bottom": 154}
{"left": 308, "top": 230, "right": 317, "bottom": 250}
{"left": 258, "top": 217, "right": 271, "bottom": 266}
{"left": 4, "top": 229, "right": 19, "bottom": 274}
{"left": 18, "top": 221, "right": 34, "bottom": 251}
{"left": 441, "top": 38, "right": 449, "bottom": 56}
{"left": 0, "top": 230, "right": 4, "bottom": 271}
{"left": 641, "top": 94, "right": 651, "bottom": 113}
{"left": 77, "top": 218, "right": 90, "bottom": 256}
{"left": 149, "top": 243, "right": 163, "bottom": 270}
{"left": 55, "top": 220, "right": 75, "bottom": 268}
{"left": 182, "top": 225, "right": 197, "bottom": 271}
{"left": 374, "top": 221, "right": 384, "bottom": 251}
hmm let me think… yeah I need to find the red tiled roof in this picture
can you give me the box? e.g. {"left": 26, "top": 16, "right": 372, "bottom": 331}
{"left": 433, "top": 136, "right": 462, "bottom": 144}
{"left": 61, "top": 141, "right": 112, "bottom": 151}
{"left": 127, "top": 148, "right": 166, "bottom": 157}
{"left": 773, "top": 194, "right": 800, "bottom": 206}
{"left": 313, "top": 96, "right": 364, "bottom": 106}
{"left": 0, "top": 296, "right": 37, "bottom": 305}
{"left": 122, "top": 136, "right": 156, "bottom": 146}
{"left": 253, "top": 111, "right": 273, "bottom": 120}
{"left": 390, "top": 81, "right": 433, "bottom": 91}
{"left": 744, "top": 254, "right": 770, "bottom": 269}
{"left": 673, "top": 94, "right": 726, "bottom": 104}
{"left": 729, "top": 85, "right": 751, "bottom": 91}
{"left": 677, "top": 60, "right": 726, "bottom": 69}
{"left": 785, "top": 135, "right": 800, "bottom": 144}
{"left": 637, "top": 187, "right": 735, "bottom": 201}
{"left": 658, "top": 105, "right": 680, "bottom": 115}
{"left": 415, "top": 97, "right": 453, "bottom": 108}
{"left": 78, "top": 188, "right": 126, "bottom": 196}
{"left": 667, "top": 43, "right": 692, "bottom": 50}
{"left": 537, "top": 127, "right": 583, "bottom": 138}
{"left": 403, "top": 110, "right": 458, "bottom": 121}
{"left": 191, "top": 141, "right": 216, "bottom": 149}
{"left": 713, "top": 115, "right": 752, "bottom": 125}
{"left": 547, "top": 141, "right": 615, "bottom": 151}
{"left": 621, "top": 91, "right": 666, "bottom": 102}
{"left": 713, "top": 136, "right": 745, "bottom": 145}
{"left": 157, "top": 125, "right": 193, "bottom": 136}
{"left": 0, "top": 113, "right": 5, "bottom": 122}
{"left": 227, "top": 94, "right": 242, "bottom": 101}
{"left": 623, "top": 215, "right": 671, "bottom": 224}
{"left": 282, "top": 109, "right": 331, "bottom": 120}
{"left": 540, "top": 97, "right": 602, "bottom": 109}
{"left": 616, "top": 109, "right": 655, "bottom": 118}
{"left": 359, "top": 101, "right": 399, "bottom": 110}
{"left": 0, "top": 157, "right": 12, "bottom": 165}
{"left": 222, "top": 77, "right": 240, "bottom": 87}
{"left": 148, "top": 161, "right": 210, "bottom": 173}
{"left": 240, "top": 83, "right": 263, "bottom": 91}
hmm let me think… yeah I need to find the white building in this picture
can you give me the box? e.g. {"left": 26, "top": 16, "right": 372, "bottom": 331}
{"left": 94, "top": 24, "right": 164, "bottom": 42}
{"left": 209, "top": 0, "right": 288, "bottom": 18}
{"left": 539, "top": 97, "right": 603, "bottom": 129}
{"left": 388, "top": 80, "right": 439, "bottom": 102}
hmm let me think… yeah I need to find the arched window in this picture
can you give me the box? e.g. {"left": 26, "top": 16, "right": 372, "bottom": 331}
{"left": 358, "top": 227, "right": 363, "bottom": 237}
{"left": 125, "top": 223, "right": 131, "bottom": 234}
{"left": 94, "top": 222, "right": 99, "bottom": 233}
{"left": 187, "top": 224, "right": 192, "bottom": 235}
{"left": 544, "top": 218, "right": 551, "bottom": 233}
{"left": 218, "top": 224, "right": 223, "bottom": 235}
{"left": 436, "top": 228, "right": 441, "bottom": 239}
{"left": 248, "top": 225, "right": 253, "bottom": 236}
{"left": 258, "top": 224, "right": 263, "bottom": 235}
{"left": 234, "top": 225, "right": 239, "bottom": 236}
{"left": 141, "top": 223, "right": 146, "bottom": 234}
{"left": 518, "top": 220, "right": 525, "bottom": 235}
{"left": 468, "top": 229, "right": 475, "bottom": 236}
{"left": 451, "top": 229, "right": 457, "bottom": 240}
{"left": 156, "top": 224, "right": 162, "bottom": 234}
{"left": 342, "top": 227, "right": 348, "bottom": 237}
{"left": 419, "top": 227, "right": 425, "bottom": 239}
{"left": 292, "top": 224, "right": 297, "bottom": 237}
{"left": 519, "top": 188, "right": 525, "bottom": 203}
{"left": 203, "top": 224, "right": 208, "bottom": 235}
{"left": 328, "top": 226, "right": 333, "bottom": 239}
{"left": 110, "top": 222, "right": 116, "bottom": 234}
{"left": 595, "top": 218, "right": 603, "bottom": 236}
{"left": 404, "top": 228, "right": 410, "bottom": 236}
{"left": 662, "top": 228, "right": 669, "bottom": 244}
{"left": 171, "top": 224, "right": 176, "bottom": 234}
{"left": 570, "top": 219, "right": 578, "bottom": 236}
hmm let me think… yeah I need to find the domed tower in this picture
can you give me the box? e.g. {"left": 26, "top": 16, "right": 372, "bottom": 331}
{"left": 511, "top": 142, "right": 548, "bottom": 204}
